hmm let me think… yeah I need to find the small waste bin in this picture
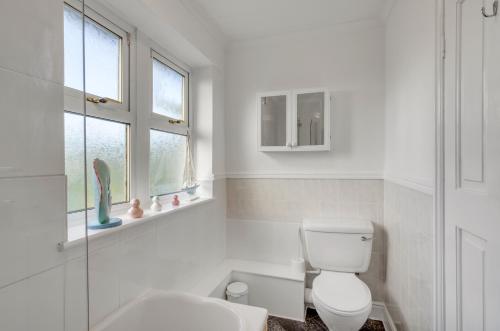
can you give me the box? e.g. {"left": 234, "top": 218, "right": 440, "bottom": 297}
{"left": 226, "top": 282, "right": 248, "bottom": 305}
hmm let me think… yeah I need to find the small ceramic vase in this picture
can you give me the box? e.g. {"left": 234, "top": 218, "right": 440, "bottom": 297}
{"left": 128, "top": 198, "right": 144, "bottom": 218}
{"left": 172, "top": 195, "right": 180, "bottom": 207}
{"left": 151, "top": 196, "right": 162, "bottom": 212}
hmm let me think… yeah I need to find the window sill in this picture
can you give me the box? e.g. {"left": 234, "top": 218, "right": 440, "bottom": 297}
{"left": 59, "top": 196, "right": 214, "bottom": 251}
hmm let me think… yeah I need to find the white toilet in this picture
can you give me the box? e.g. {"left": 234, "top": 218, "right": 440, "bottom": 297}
{"left": 302, "top": 218, "right": 374, "bottom": 331}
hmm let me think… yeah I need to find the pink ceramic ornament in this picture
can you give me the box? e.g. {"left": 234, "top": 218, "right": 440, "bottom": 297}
{"left": 128, "top": 198, "right": 144, "bottom": 218}
{"left": 172, "top": 195, "right": 180, "bottom": 207}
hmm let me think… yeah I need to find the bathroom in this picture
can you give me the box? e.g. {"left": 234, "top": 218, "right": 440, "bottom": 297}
{"left": 1, "top": 0, "right": 499, "bottom": 330}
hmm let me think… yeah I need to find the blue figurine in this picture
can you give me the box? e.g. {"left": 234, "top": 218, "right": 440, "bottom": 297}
{"left": 88, "top": 158, "right": 122, "bottom": 229}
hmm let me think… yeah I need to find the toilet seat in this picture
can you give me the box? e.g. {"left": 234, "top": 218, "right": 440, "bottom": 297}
{"left": 312, "top": 271, "right": 371, "bottom": 316}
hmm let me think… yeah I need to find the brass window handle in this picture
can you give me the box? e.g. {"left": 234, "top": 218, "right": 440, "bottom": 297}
{"left": 168, "top": 119, "right": 184, "bottom": 124}
{"left": 86, "top": 96, "right": 108, "bottom": 104}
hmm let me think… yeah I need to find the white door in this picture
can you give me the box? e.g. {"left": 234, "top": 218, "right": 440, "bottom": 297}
{"left": 445, "top": 0, "right": 500, "bottom": 330}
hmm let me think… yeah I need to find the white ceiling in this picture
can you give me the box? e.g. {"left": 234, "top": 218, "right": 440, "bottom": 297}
{"left": 184, "top": 0, "right": 392, "bottom": 41}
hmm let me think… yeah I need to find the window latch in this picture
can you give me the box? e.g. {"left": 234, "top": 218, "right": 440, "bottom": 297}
{"left": 168, "top": 119, "right": 184, "bottom": 124}
{"left": 86, "top": 96, "right": 108, "bottom": 104}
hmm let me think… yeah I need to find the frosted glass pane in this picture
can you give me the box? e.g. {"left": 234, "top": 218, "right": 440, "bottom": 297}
{"left": 152, "top": 58, "right": 184, "bottom": 120}
{"left": 65, "top": 113, "right": 128, "bottom": 212}
{"left": 149, "top": 130, "right": 186, "bottom": 196}
{"left": 64, "top": 5, "right": 84, "bottom": 92}
{"left": 64, "top": 4, "right": 122, "bottom": 101}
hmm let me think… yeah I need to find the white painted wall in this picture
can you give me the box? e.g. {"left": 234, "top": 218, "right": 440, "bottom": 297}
{"left": 384, "top": 0, "right": 436, "bottom": 189}
{"left": 193, "top": 66, "right": 226, "bottom": 181}
{"left": 383, "top": 0, "right": 437, "bottom": 329}
{"left": 225, "top": 21, "right": 386, "bottom": 177}
{"left": 101, "top": 0, "right": 226, "bottom": 68}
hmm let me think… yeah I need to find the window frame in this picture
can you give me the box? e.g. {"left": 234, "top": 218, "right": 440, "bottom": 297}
{"left": 63, "top": 0, "right": 131, "bottom": 123}
{"left": 64, "top": 112, "right": 131, "bottom": 214}
{"left": 150, "top": 50, "right": 190, "bottom": 135}
{"left": 62, "top": 2, "right": 195, "bottom": 228}
{"left": 148, "top": 128, "right": 189, "bottom": 197}
{"left": 63, "top": 0, "right": 136, "bottom": 220}
{"left": 146, "top": 48, "right": 192, "bottom": 197}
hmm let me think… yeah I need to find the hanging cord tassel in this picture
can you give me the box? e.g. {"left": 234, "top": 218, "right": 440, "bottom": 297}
{"left": 482, "top": 0, "right": 498, "bottom": 18}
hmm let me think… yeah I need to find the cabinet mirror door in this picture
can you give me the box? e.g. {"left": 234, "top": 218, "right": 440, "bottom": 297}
{"left": 293, "top": 90, "right": 330, "bottom": 150}
{"left": 258, "top": 92, "right": 290, "bottom": 151}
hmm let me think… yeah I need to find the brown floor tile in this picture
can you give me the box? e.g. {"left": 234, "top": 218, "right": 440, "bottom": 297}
{"left": 267, "top": 308, "right": 385, "bottom": 331}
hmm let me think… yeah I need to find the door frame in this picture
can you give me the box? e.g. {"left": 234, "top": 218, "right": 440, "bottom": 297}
{"left": 435, "top": 0, "right": 446, "bottom": 330}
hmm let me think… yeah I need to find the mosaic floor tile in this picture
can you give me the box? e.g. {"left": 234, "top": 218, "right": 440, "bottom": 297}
{"left": 267, "top": 308, "right": 385, "bottom": 331}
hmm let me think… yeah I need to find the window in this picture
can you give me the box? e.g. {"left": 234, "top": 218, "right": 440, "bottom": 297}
{"left": 148, "top": 51, "right": 190, "bottom": 197}
{"left": 63, "top": 2, "right": 131, "bottom": 214}
{"left": 63, "top": 2, "right": 129, "bottom": 113}
{"left": 149, "top": 130, "right": 187, "bottom": 196}
{"left": 64, "top": 113, "right": 129, "bottom": 212}
{"left": 63, "top": 2, "right": 193, "bottom": 224}
{"left": 64, "top": 4, "right": 122, "bottom": 101}
{"left": 152, "top": 52, "right": 189, "bottom": 125}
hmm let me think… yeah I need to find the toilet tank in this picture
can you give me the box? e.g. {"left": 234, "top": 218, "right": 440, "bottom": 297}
{"left": 302, "top": 218, "right": 374, "bottom": 273}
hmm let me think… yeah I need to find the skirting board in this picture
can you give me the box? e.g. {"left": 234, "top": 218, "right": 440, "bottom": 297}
{"left": 304, "top": 300, "right": 397, "bottom": 330}
{"left": 371, "top": 301, "right": 398, "bottom": 331}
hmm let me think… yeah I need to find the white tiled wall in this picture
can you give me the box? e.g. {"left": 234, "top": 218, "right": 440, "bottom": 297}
{"left": 0, "top": 266, "right": 65, "bottom": 331}
{"left": 226, "top": 178, "right": 386, "bottom": 301}
{"left": 0, "top": 0, "right": 69, "bottom": 330}
{"left": 61, "top": 180, "right": 227, "bottom": 330}
{"left": 384, "top": 181, "right": 434, "bottom": 331}
{"left": 0, "top": 0, "right": 64, "bottom": 84}
{"left": 0, "top": 0, "right": 64, "bottom": 179}
{"left": 0, "top": 2, "right": 227, "bottom": 328}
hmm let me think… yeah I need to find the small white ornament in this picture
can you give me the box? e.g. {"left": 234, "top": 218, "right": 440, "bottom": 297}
{"left": 150, "top": 196, "right": 162, "bottom": 212}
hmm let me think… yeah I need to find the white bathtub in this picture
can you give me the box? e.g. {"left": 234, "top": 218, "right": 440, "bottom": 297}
{"left": 91, "top": 290, "right": 268, "bottom": 331}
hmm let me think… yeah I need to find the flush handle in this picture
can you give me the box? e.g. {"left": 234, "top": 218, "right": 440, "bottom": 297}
{"left": 361, "top": 236, "right": 373, "bottom": 241}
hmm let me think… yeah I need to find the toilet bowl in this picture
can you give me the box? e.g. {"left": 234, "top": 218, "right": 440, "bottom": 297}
{"left": 302, "top": 218, "right": 374, "bottom": 331}
{"left": 312, "top": 271, "right": 371, "bottom": 331}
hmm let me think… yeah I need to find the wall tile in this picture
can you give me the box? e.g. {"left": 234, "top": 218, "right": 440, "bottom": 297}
{"left": 89, "top": 242, "right": 121, "bottom": 327}
{"left": 226, "top": 219, "right": 301, "bottom": 264}
{"left": 0, "top": 68, "right": 64, "bottom": 178}
{"left": 64, "top": 257, "right": 87, "bottom": 331}
{"left": 119, "top": 228, "right": 156, "bottom": 305}
{"left": 226, "top": 178, "right": 385, "bottom": 302}
{"left": 0, "top": 266, "right": 64, "bottom": 331}
{"left": 0, "top": 176, "right": 66, "bottom": 288}
{"left": 0, "top": 0, "right": 63, "bottom": 83}
{"left": 384, "top": 181, "right": 434, "bottom": 330}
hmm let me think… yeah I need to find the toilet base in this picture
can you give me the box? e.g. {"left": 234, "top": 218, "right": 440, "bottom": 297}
{"left": 313, "top": 294, "right": 372, "bottom": 331}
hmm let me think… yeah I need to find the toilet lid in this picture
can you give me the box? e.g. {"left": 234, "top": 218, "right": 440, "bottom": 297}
{"left": 312, "top": 271, "right": 371, "bottom": 314}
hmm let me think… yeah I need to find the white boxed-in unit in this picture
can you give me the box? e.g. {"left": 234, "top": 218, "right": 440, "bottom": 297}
{"left": 191, "top": 259, "right": 306, "bottom": 321}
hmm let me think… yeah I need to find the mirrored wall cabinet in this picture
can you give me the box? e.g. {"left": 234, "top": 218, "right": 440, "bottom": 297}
{"left": 257, "top": 89, "right": 331, "bottom": 152}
